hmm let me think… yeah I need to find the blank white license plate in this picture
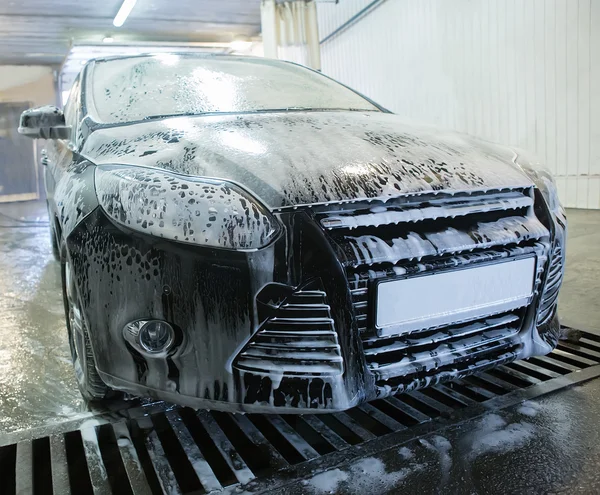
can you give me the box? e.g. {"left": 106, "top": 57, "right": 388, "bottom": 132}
{"left": 376, "top": 257, "right": 536, "bottom": 336}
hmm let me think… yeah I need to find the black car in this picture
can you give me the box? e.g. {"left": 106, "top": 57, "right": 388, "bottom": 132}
{"left": 19, "top": 53, "right": 566, "bottom": 413}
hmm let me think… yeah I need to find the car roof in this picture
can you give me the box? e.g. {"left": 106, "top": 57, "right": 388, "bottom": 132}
{"left": 86, "top": 52, "right": 265, "bottom": 65}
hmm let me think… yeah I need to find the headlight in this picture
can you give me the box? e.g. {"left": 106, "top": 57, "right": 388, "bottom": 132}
{"left": 511, "top": 148, "right": 563, "bottom": 215}
{"left": 95, "top": 165, "right": 281, "bottom": 250}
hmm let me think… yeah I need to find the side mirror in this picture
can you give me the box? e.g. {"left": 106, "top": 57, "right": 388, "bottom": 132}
{"left": 18, "top": 105, "right": 71, "bottom": 140}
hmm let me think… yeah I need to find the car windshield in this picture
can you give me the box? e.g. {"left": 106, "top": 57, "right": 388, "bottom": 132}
{"left": 87, "top": 54, "right": 380, "bottom": 124}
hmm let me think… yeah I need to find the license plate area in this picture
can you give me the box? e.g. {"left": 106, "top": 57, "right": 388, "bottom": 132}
{"left": 374, "top": 256, "right": 536, "bottom": 337}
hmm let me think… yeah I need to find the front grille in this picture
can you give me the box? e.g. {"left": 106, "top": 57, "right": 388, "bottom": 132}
{"left": 538, "top": 244, "right": 564, "bottom": 325}
{"left": 316, "top": 188, "right": 553, "bottom": 393}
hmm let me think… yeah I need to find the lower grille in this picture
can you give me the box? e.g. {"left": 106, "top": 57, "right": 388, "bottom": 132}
{"left": 363, "top": 310, "right": 524, "bottom": 388}
{"left": 538, "top": 244, "right": 564, "bottom": 325}
{"left": 232, "top": 285, "right": 347, "bottom": 410}
{"left": 234, "top": 289, "right": 344, "bottom": 377}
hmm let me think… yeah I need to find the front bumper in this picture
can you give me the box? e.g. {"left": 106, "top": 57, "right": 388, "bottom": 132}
{"left": 66, "top": 206, "right": 368, "bottom": 413}
{"left": 67, "top": 187, "right": 566, "bottom": 413}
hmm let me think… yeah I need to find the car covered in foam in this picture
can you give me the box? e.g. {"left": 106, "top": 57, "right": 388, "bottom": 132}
{"left": 19, "top": 53, "right": 566, "bottom": 412}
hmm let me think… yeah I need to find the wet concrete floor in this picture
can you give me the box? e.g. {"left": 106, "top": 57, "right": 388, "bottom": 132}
{"left": 0, "top": 201, "right": 599, "bottom": 438}
{"left": 0, "top": 201, "right": 89, "bottom": 435}
{"left": 281, "top": 379, "right": 600, "bottom": 494}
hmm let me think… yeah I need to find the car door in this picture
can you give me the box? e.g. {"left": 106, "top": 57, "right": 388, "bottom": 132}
{"left": 45, "top": 75, "right": 81, "bottom": 222}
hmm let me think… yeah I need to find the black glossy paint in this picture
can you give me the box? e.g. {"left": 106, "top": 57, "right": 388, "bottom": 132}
{"left": 32, "top": 54, "right": 566, "bottom": 413}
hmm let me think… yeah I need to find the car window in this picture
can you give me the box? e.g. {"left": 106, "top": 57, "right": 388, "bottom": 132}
{"left": 63, "top": 75, "right": 81, "bottom": 139}
{"left": 88, "top": 55, "right": 380, "bottom": 124}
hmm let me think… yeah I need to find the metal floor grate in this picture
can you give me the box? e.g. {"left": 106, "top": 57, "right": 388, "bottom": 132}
{"left": 2, "top": 327, "right": 600, "bottom": 495}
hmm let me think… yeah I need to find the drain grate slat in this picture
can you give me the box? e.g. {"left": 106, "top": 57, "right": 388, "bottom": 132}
{"left": 357, "top": 403, "right": 406, "bottom": 431}
{"left": 282, "top": 416, "right": 338, "bottom": 455}
{"left": 370, "top": 398, "right": 421, "bottom": 426}
{"left": 495, "top": 364, "right": 542, "bottom": 385}
{"left": 3, "top": 327, "right": 600, "bottom": 495}
{"left": 97, "top": 424, "right": 133, "bottom": 495}
{"left": 196, "top": 411, "right": 256, "bottom": 485}
{"left": 485, "top": 367, "right": 538, "bottom": 388}
{"left": 440, "top": 381, "right": 488, "bottom": 402}
{"left": 229, "top": 414, "right": 289, "bottom": 471}
{"left": 164, "top": 411, "right": 221, "bottom": 492}
{"left": 152, "top": 413, "right": 205, "bottom": 493}
{"left": 463, "top": 373, "right": 513, "bottom": 395}
{"left": 343, "top": 407, "right": 392, "bottom": 436}
{"left": 332, "top": 412, "right": 377, "bottom": 442}
{"left": 385, "top": 396, "right": 432, "bottom": 424}
{"left": 548, "top": 348, "right": 597, "bottom": 368}
{"left": 65, "top": 430, "right": 95, "bottom": 494}
{"left": 79, "top": 427, "right": 111, "bottom": 495}
{"left": 579, "top": 337, "right": 600, "bottom": 352}
{"left": 49, "top": 434, "right": 70, "bottom": 495}
{"left": 431, "top": 385, "right": 478, "bottom": 407}
{"left": 580, "top": 332, "right": 600, "bottom": 344}
{"left": 506, "top": 360, "right": 560, "bottom": 380}
{"left": 261, "top": 415, "right": 320, "bottom": 461}
{"left": 528, "top": 355, "right": 577, "bottom": 375}
{"left": 315, "top": 414, "right": 369, "bottom": 445}
{"left": 80, "top": 426, "right": 113, "bottom": 495}
{"left": 476, "top": 371, "right": 521, "bottom": 392}
{"left": 408, "top": 391, "right": 457, "bottom": 416}
{"left": 557, "top": 341, "right": 600, "bottom": 362}
{"left": 561, "top": 337, "right": 600, "bottom": 355}
{"left": 450, "top": 378, "right": 497, "bottom": 400}
{"left": 111, "top": 422, "right": 153, "bottom": 495}
{"left": 541, "top": 354, "right": 585, "bottom": 372}
{"left": 15, "top": 440, "right": 33, "bottom": 495}
{"left": 136, "top": 416, "right": 183, "bottom": 495}
{"left": 301, "top": 415, "right": 350, "bottom": 451}
{"left": 394, "top": 393, "right": 444, "bottom": 418}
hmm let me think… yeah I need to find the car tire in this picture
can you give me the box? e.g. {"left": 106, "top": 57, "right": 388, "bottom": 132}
{"left": 61, "top": 246, "right": 118, "bottom": 402}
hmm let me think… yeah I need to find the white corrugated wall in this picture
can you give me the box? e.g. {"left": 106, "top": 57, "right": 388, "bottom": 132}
{"left": 317, "top": 0, "right": 600, "bottom": 209}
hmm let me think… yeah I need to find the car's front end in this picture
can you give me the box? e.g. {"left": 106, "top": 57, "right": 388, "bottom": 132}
{"left": 65, "top": 138, "right": 566, "bottom": 413}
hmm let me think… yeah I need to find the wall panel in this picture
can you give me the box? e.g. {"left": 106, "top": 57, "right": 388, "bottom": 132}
{"left": 317, "top": 0, "right": 600, "bottom": 208}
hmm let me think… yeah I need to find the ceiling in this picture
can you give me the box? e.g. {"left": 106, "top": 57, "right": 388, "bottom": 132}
{"left": 0, "top": 0, "right": 262, "bottom": 66}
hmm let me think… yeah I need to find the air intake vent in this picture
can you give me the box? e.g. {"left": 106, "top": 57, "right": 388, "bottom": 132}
{"left": 234, "top": 289, "right": 344, "bottom": 377}
{"left": 538, "top": 244, "right": 564, "bottom": 325}
{"left": 232, "top": 283, "right": 348, "bottom": 410}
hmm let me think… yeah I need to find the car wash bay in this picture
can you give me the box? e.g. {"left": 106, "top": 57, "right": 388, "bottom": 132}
{"left": 1, "top": 0, "right": 600, "bottom": 494}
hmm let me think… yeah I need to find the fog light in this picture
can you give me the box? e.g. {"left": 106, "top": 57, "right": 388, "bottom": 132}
{"left": 139, "top": 320, "right": 174, "bottom": 353}
{"left": 123, "top": 319, "right": 176, "bottom": 355}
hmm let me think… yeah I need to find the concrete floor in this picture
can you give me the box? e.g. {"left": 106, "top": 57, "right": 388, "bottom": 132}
{"left": 0, "top": 201, "right": 88, "bottom": 435}
{"left": 558, "top": 208, "right": 600, "bottom": 333}
{"left": 0, "top": 201, "right": 599, "bottom": 492}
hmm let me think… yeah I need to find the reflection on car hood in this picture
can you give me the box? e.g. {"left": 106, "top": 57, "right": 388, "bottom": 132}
{"left": 82, "top": 111, "right": 533, "bottom": 209}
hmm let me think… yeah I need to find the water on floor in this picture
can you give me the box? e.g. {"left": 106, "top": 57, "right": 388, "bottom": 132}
{"left": 0, "top": 202, "right": 91, "bottom": 434}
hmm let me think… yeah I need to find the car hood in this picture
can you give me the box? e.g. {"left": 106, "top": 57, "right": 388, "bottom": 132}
{"left": 82, "top": 111, "right": 533, "bottom": 209}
